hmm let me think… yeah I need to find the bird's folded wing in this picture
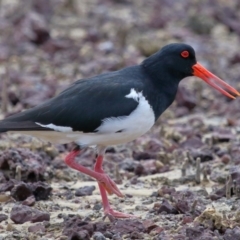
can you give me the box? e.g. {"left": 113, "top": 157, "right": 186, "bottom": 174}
{"left": 0, "top": 71, "right": 142, "bottom": 133}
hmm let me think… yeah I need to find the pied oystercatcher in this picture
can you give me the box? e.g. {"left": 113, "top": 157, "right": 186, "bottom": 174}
{"left": 0, "top": 43, "right": 239, "bottom": 218}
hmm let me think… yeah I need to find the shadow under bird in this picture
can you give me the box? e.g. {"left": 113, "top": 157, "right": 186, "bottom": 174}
{"left": 0, "top": 43, "right": 239, "bottom": 218}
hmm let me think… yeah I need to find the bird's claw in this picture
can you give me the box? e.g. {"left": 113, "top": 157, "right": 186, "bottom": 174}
{"left": 97, "top": 174, "right": 124, "bottom": 197}
{"left": 103, "top": 208, "right": 137, "bottom": 219}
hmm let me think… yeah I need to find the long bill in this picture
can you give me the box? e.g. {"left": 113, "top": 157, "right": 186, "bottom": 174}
{"left": 192, "top": 62, "right": 240, "bottom": 99}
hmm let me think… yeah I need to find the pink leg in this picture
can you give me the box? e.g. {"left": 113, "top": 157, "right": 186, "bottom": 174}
{"left": 94, "top": 153, "right": 136, "bottom": 218}
{"left": 93, "top": 154, "right": 123, "bottom": 197}
{"left": 64, "top": 149, "right": 123, "bottom": 197}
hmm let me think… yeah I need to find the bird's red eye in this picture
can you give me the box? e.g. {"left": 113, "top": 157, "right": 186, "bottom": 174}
{"left": 181, "top": 50, "right": 189, "bottom": 58}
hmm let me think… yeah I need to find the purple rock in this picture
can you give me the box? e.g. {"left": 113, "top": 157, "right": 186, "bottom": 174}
{"left": 28, "top": 223, "right": 46, "bottom": 233}
{"left": 10, "top": 205, "right": 50, "bottom": 224}
{"left": 158, "top": 199, "right": 178, "bottom": 214}
{"left": 0, "top": 214, "right": 8, "bottom": 223}
{"left": 11, "top": 182, "right": 33, "bottom": 201}
{"left": 75, "top": 186, "right": 96, "bottom": 197}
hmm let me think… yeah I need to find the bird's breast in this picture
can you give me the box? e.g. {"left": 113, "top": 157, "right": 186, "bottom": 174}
{"left": 75, "top": 88, "right": 155, "bottom": 146}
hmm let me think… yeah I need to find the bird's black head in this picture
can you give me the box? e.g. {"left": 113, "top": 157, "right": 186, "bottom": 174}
{"left": 142, "top": 43, "right": 196, "bottom": 81}
{"left": 142, "top": 43, "right": 239, "bottom": 99}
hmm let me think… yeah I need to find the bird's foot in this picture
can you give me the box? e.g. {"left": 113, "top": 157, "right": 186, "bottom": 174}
{"left": 97, "top": 174, "right": 124, "bottom": 198}
{"left": 103, "top": 207, "right": 137, "bottom": 219}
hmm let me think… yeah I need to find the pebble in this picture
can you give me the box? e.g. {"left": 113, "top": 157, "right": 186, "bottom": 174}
{"left": 75, "top": 185, "right": 96, "bottom": 197}
{"left": 0, "top": 213, "right": 8, "bottom": 222}
{"left": 11, "top": 182, "right": 32, "bottom": 201}
{"left": 93, "top": 232, "right": 106, "bottom": 240}
{"left": 10, "top": 205, "right": 50, "bottom": 224}
{"left": 28, "top": 223, "right": 46, "bottom": 233}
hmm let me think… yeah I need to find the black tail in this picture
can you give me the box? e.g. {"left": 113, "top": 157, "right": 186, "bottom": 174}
{"left": 0, "top": 120, "right": 52, "bottom": 132}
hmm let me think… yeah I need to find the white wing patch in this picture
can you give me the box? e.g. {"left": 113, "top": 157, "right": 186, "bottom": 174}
{"left": 35, "top": 122, "right": 73, "bottom": 132}
{"left": 125, "top": 88, "right": 142, "bottom": 102}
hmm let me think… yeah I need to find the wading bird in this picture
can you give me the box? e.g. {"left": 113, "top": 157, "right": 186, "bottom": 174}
{"left": 0, "top": 43, "right": 239, "bottom": 218}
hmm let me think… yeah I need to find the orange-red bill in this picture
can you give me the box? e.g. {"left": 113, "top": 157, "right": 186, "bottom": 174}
{"left": 192, "top": 62, "right": 240, "bottom": 99}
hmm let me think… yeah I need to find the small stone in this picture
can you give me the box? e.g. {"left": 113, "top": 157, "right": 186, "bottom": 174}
{"left": 182, "top": 216, "right": 193, "bottom": 224}
{"left": 130, "top": 231, "right": 143, "bottom": 239}
{"left": 134, "top": 163, "right": 145, "bottom": 175}
{"left": 28, "top": 223, "right": 45, "bottom": 233}
{"left": 75, "top": 186, "right": 96, "bottom": 197}
{"left": 109, "top": 219, "right": 146, "bottom": 235}
{"left": 0, "top": 171, "right": 5, "bottom": 183}
{"left": 31, "top": 211, "right": 50, "bottom": 223}
{"left": 135, "top": 205, "right": 148, "bottom": 211}
{"left": 175, "top": 106, "right": 189, "bottom": 117}
{"left": 157, "top": 186, "right": 176, "bottom": 197}
{"left": 6, "top": 223, "right": 14, "bottom": 231}
{"left": 21, "top": 12, "right": 50, "bottom": 45}
{"left": 10, "top": 205, "right": 32, "bottom": 224}
{"left": 180, "top": 137, "right": 204, "bottom": 149}
{"left": 95, "top": 222, "right": 108, "bottom": 232}
{"left": 150, "top": 226, "right": 164, "bottom": 235}
{"left": 98, "top": 41, "right": 114, "bottom": 53}
{"left": 22, "top": 195, "right": 36, "bottom": 206}
{"left": 10, "top": 205, "right": 50, "bottom": 224}
{"left": 186, "top": 226, "right": 203, "bottom": 238}
{"left": 175, "top": 200, "right": 189, "bottom": 213}
{"left": 223, "top": 226, "right": 240, "bottom": 239}
{"left": 191, "top": 148, "right": 213, "bottom": 162}
{"left": 59, "top": 237, "right": 68, "bottom": 240}
{"left": 93, "top": 203, "right": 102, "bottom": 211}
{"left": 0, "top": 213, "right": 8, "bottom": 222}
{"left": 45, "top": 146, "right": 59, "bottom": 158}
{"left": 93, "top": 231, "right": 106, "bottom": 240}
{"left": 31, "top": 182, "right": 52, "bottom": 200}
{"left": 120, "top": 159, "right": 137, "bottom": 172}
{"left": 142, "top": 199, "right": 153, "bottom": 205}
{"left": 70, "top": 230, "right": 90, "bottom": 240}
{"left": 158, "top": 199, "right": 178, "bottom": 214}
{"left": 62, "top": 215, "right": 95, "bottom": 237}
{"left": 0, "top": 194, "right": 11, "bottom": 202}
{"left": 187, "top": 14, "right": 215, "bottom": 35}
{"left": 0, "top": 180, "right": 15, "bottom": 192}
{"left": 142, "top": 219, "right": 158, "bottom": 233}
{"left": 11, "top": 182, "right": 33, "bottom": 201}
{"left": 221, "top": 154, "right": 231, "bottom": 164}
{"left": 209, "top": 187, "right": 225, "bottom": 201}
{"left": 112, "top": 233, "right": 122, "bottom": 240}
{"left": 142, "top": 160, "right": 160, "bottom": 174}
{"left": 210, "top": 171, "right": 226, "bottom": 184}
{"left": 153, "top": 202, "right": 161, "bottom": 209}
{"left": 132, "top": 151, "right": 154, "bottom": 160}
{"left": 213, "top": 132, "right": 234, "bottom": 143}
{"left": 104, "top": 231, "right": 113, "bottom": 238}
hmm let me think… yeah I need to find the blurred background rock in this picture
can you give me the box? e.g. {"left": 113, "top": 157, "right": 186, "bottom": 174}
{"left": 0, "top": 0, "right": 240, "bottom": 119}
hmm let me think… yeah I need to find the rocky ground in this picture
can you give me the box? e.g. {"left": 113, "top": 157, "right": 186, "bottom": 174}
{"left": 1, "top": 0, "right": 240, "bottom": 239}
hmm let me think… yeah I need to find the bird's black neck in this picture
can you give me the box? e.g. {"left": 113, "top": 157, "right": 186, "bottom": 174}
{"left": 141, "top": 59, "right": 182, "bottom": 120}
